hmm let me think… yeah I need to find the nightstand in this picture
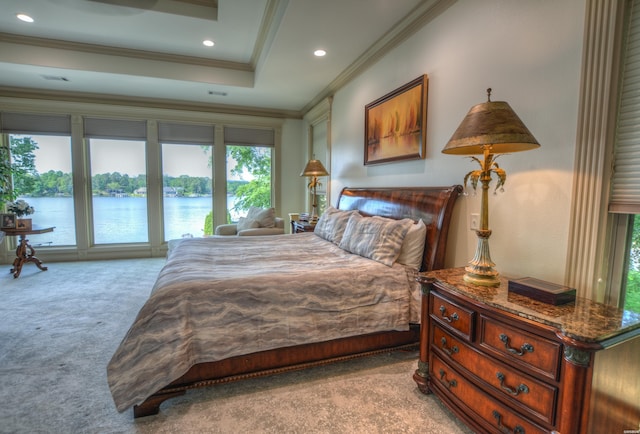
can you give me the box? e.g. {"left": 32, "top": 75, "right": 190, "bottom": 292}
{"left": 413, "top": 267, "right": 640, "bottom": 434}
{"left": 291, "top": 221, "right": 316, "bottom": 233}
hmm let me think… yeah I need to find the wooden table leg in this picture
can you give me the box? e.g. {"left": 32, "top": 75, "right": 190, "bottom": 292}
{"left": 10, "top": 236, "right": 48, "bottom": 278}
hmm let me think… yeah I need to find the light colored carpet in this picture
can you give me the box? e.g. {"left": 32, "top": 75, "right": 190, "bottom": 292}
{"left": 0, "top": 258, "right": 472, "bottom": 434}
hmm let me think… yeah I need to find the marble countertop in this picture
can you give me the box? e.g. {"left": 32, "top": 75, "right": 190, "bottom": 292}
{"left": 421, "top": 268, "right": 640, "bottom": 344}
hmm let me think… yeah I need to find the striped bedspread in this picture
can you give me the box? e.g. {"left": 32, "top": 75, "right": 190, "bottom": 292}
{"left": 107, "top": 233, "right": 420, "bottom": 412}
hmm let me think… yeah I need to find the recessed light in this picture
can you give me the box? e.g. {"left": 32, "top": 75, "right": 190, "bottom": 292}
{"left": 203, "top": 40, "right": 215, "bottom": 47}
{"left": 314, "top": 49, "right": 327, "bottom": 57}
{"left": 17, "top": 14, "right": 34, "bottom": 23}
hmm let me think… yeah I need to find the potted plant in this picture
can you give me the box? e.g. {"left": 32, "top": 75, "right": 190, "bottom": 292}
{"left": 7, "top": 199, "right": 35, "bottom": 230}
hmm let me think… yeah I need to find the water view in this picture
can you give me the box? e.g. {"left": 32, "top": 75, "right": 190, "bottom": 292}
{"left": 15, "top": 196, "right": 237, "bottom": 246}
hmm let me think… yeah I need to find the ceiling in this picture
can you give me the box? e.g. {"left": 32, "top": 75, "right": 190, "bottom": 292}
{"left": 0, "top": 0, "right": 448, "bottom": 117}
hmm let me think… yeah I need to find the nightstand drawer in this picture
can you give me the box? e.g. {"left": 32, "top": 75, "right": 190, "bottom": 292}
{"left": 432, "top": 324, "right": 558, "bottom": 426}
{"left": 431, "top": 355, "right": 549, "bottom": 434}
{"left": 430, "top": 291, "right": 475, "bottom": 341}
{"left": 480, "top": 316, "right": 561, "bottom": 381}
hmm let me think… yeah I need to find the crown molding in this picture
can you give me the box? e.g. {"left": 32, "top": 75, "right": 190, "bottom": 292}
{"left": 0, "top": 32, "right": 250, "bottom": 72}
{"left": 0, "top": 86, "right": 303, "bottom": 120}
{"left": 88, "top": 0, "right": 218, "bottom": 20}
{"left": 251, "top": 0, "right": 288, "bottom": 70}
{"left": 301, "top": 0, "right": 457, "bottom": 115}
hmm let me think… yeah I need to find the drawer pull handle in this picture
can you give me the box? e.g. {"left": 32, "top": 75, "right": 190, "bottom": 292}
{"left": 496, "top": 372, "right": 529, "bottom": 396}
{"left": 492, "top": 410, "right": 526, "bottom": 434}
{"left": 438, "top": 368, "right": 458, "bottom": 390}
{"left": 499, "top": 333, "right": 534, "bottom": 356}
{"left": 440, "top": 337, "right": 459, "bottom": 356}
{"left": 439, "top": 305, "right": 459, "bottom": 322}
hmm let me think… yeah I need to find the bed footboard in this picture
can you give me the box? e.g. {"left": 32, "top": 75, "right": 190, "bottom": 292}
{"left": 133, "top": 327, "right": 420, "bottom": 417}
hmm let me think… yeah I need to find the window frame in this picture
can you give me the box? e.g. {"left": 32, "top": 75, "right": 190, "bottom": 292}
{"left": 0, "top": 111, "right": 282, "bottom": 263}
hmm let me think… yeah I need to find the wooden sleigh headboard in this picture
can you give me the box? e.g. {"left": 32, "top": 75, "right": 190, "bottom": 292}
{"left": 336, "top": 185, "right": 462, "bottom": 272}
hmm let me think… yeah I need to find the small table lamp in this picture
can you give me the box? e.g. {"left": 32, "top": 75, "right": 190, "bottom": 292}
{"left": 300, "top": 157, "right": 329, "bottom": 221}
{"left": 442, "top": 89, "right": 540, "bottom": 286}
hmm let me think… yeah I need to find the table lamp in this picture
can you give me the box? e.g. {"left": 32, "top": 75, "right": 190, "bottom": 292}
{"left": 300, "top": 157, "right": 329, "bottom": 221}
{"left": 442, "top": 88, "right": 540, "bottom": 286}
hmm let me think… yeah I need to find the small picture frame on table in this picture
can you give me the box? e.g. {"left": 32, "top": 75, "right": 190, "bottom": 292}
{"left": 1, "top": 213, "right": 16, "bottom": 229}
{"left": 16, "top": 218, "right": 32, "bottom": 231}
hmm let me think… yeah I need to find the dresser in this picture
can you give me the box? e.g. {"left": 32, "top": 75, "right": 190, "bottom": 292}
{"left": 413, "top": 268, "right": 640, "bottom": 434}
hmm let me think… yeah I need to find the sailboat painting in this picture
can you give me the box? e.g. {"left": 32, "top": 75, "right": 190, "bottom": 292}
{"left": 364, "top": 75, "right": 428, "bottom": 165}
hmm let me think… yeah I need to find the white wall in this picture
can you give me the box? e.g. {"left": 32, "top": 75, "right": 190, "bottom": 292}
{"left": 329, "top": 0, "right": 585, "bottom": 282}
{"left": 279, "top": 118, "right": 306, "bottom": 232}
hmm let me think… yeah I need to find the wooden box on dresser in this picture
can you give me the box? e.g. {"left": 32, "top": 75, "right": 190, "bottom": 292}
{"left": 413, "top": 268, "right": 640, "bottom": 434}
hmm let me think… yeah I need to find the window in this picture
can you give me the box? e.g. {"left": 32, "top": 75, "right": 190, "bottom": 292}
{"left": 159, "top": 121, "right": 215, "bottom": 239}
{"left": 84, "top": 116, "right": 149, "bottom": 245}
{"left": 162, "top": 144, "right": 213, "bottom": 239}
{"left": 226, "top": 145, "right": 272, "bottom": 221}
{"left": 11, "top": 134, "right": 75, "bottom": 246}
{"left": 0, "top": 113, "right": 73, "bottom": 248}
{"left": 310, "top": 120, "right": 329, "bottom": 216}
{"left": 1, "top": 111, "right": 279, "bottom": 260}
{"left": 224, "top": 127, "right": 275, "bottom": 222}
{"left": 623, "top": 216, "right": 640, "bottom": 311}
{"left": 607, "top": 0, "right": 640, "bottom": 313}
{"left": 89, "top": 139, "right": 148, "bottom": 244}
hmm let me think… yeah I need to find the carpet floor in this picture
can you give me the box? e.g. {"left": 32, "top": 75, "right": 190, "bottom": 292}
{"left": 0, "top": 258, "right": 472, "bottom": 434}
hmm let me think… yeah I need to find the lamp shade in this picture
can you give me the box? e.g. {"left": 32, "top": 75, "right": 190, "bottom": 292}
{"left": 442, "top": 97, "right": 540, "bottom": 155}
{"left": 300, "top": 159, "right": 329, "bottom": 177}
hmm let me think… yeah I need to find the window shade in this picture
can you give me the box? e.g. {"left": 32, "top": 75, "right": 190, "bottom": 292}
{"left": 158, "top": 122, "right": 214, "bottom": 145}
{"left": 610, "top": 1, "right": 640, "bottom": 213}
{"left": 84, "top": 117, "right": 146, "bottom": 140}
{"left": 224, "top": 127, "right": 274, "bottom": 146}
{"left": 0, "top": 112, "right": 71, "bottom": 135}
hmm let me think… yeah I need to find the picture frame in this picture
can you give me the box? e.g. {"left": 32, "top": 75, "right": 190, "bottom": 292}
{"left": 16, "top": 218, "right": 32, "bottom": 231}
{"left": 1, "top": 213, "right": 16, "bottom": 229}
{"left": 364, "top": 74, "right": 428, "bottom": 165}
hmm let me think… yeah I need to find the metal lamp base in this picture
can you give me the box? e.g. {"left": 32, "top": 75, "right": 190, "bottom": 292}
{"left": 463, "top": 268, "right": 500, "bottom": 286}
{"left": 464, "top": 229, "right": 500, "bottom": 287}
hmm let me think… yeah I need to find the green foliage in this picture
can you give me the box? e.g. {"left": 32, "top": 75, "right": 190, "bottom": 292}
{"left": 0, "top": 143, "right": 12, "bottom": 209}
{"left": 9, "top": 137, "right": 39, "bottom": 196}
{"left": 0, "top": 136, "right": 39, "bottom": 208}
{"left": 625, "top": 270, "right": 640, "bottom": 313}
{"left": 204, "top": 211, "right": 213, "bottom": 236}
{"left": 164, "top": 175, "right": 212, "bottom": 196}
{"left": 226, "top": 145, "right": 272, "bottom": 213}
{"left": 227, "top": 180, "right": 248, "bottom": 195}
{"left": 626, "top": 215, "right": 640, "bottom": 312}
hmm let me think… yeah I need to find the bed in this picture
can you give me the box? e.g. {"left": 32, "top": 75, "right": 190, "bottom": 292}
{"left": 107, "top": 185, "right": 462, "bottom": 418}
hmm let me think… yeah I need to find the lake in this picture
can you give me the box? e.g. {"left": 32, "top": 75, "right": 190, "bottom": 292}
{"left": 13, "top": 196, "right": 237, "bottom": 246}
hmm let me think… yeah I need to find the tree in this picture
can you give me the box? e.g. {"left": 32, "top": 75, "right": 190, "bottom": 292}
{"left": 625, "top": 216, "right": 640, "bottom": 312}
{"left": 201, "top": 145, "right": 271, "bottom": 231}
{"left": 0, "top": 136, "right": 39, "bottom": 209}
{"left": 227, "top": 145, "right": 272, "bottom": 212}
{"left": 10, "top": 136, "right": 39, "bottom": 195}
{"left": 0, "top": 143, "right": 12, "bottom": 208}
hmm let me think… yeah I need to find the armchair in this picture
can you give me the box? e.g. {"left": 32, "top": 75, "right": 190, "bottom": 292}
{"left": 215, "top": 217, "right": 285, "bottom": 236}
{"left": 214, "top": 207, "right": 285, "bottom": 236}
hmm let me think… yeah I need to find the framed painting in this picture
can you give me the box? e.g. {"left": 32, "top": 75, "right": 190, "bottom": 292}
{"left": 364, "top": 74, "right": 428, "bottom": 165}
{"left": 1, "top": 213, "right": 16, "bottom": 229}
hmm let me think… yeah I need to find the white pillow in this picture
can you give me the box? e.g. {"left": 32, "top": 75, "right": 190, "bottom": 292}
{"left": 246, "top": 207, "right": 276, "bottom": 228}
{"left": 339, "top": 214, "right": 414, "bottom": 266}
{"left": 396, "top": 219, "right": 427, "bottom": 270}
{"left": 314, "top": 206, "right": 358, "bottom": 244}
{"left": 236, "top": 217, "right": 260, "bottom": 231}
